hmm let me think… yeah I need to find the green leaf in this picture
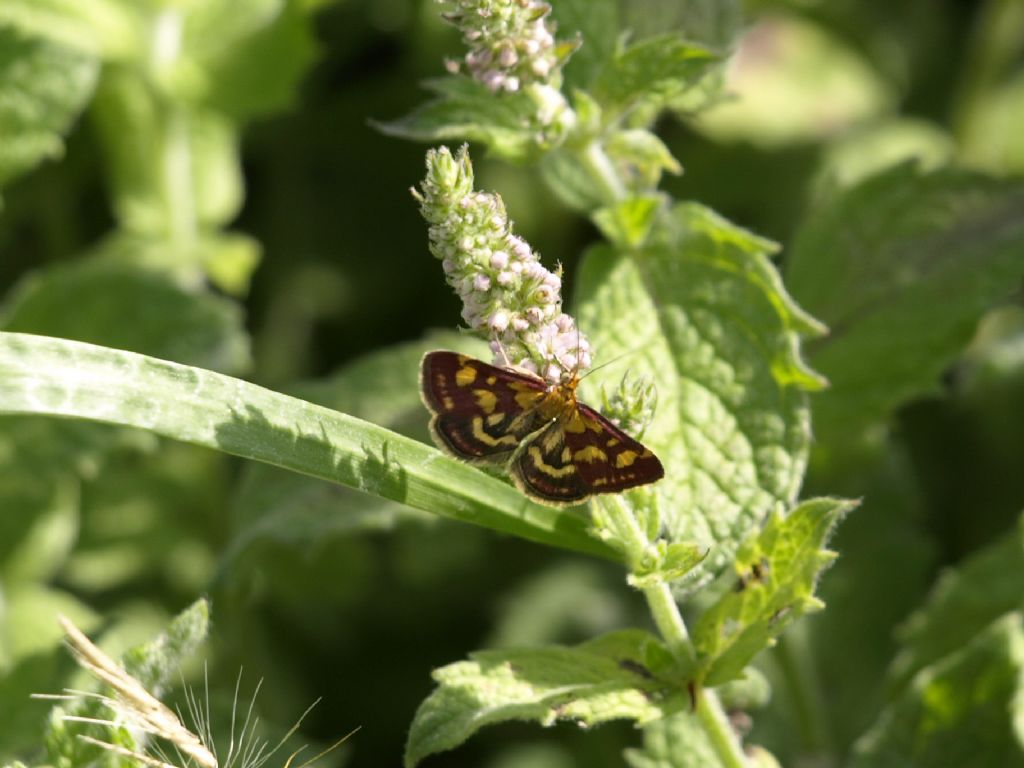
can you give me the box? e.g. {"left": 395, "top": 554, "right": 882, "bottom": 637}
{"left": 0, "top": 0, "right": 137, "bottom": 59}
{"left": 91, "top": 71, "right": 243, "bottom": 232}
{"left": 592, "top": 195, "right": 663, "bottom": 249}
{"left": 122, "top": 598, "right": 208, "bottom": 691}
{"left": 575, "top": 203, "right": 826, "bottom": 585}
{"left": 181, "top": 0, "right": 319, "bottom": 121}
{"left": 889, "top": 512, "right": 1024, "bottom": 693}
{"left": 551, "top": 0, "right": 741, "bottom": 93}
{"left": 228, "top": 334, "right": 483, "bottom": 559}
{"left": 376, "top": 78, "right": 543, "bottom": 162}
{"left": 851, "top": 613, "right": 1024, "bottom": 768}
{"left": 0, "top": 474, "right": 78, "bottom": 585}
{"left": 605, "top": 129, "right": 682, "bottom": 190}
{"left": 0, "top": 585, "right": 97, "bottom": 667}
{"left": 0, "top": 25, "right": 98, "bottom": 192}
{"left": 628, "top": 541, "right": 705, "bottom": 589}
{"left": 593, "top": 35, "right": 719, "bottom": 110}
{"left": 41, "top": 600, "right": 210, "bottom": 768}
{"left": 1, "top": 251, "right": 251, "bottom": 375}
{"left": 624, "top": 709, "right": 775, "bottom": 768}
{"left": 405, "top": 630, "right": 684, "bottom": 767}
{"left": 0, "top": 332, "right": 614, "bottom": 561}
{"left": 620, "top": 1, "right": 742, "bottom": 52}
{"left": 786, "top": 164, "right": 1024, "bottom": 443}
{"left": 548, "top": 0, "right": 618, "bottom": 91}
{"left": 692, "top": 498, "right": 853, "bottom": 685}
{"left": 689, "top": 15, "right": 893, "bottom": 147}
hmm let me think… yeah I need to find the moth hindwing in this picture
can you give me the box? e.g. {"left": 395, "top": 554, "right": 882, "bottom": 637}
{"left": 420, "top": 350, "right": 664, "bottom": 506}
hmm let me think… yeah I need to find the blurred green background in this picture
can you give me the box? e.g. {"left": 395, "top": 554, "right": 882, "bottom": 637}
{"left": 2, "top": 0, "right": 1024, "bottom": 766}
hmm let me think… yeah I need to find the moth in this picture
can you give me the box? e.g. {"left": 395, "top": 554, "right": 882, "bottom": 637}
{"left": 420, "top": 350, "right": 664, "bottom": 505}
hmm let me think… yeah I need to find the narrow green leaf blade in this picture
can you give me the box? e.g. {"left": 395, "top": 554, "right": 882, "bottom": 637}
{"left": 0, "top": 333, "right": 613, "bottom": 560}
{"left": 786, "top": 164, "right": 1024, "bottom": 442}
{"left": 851, "top": 613, "right": 1024, "bottom": 768}
{"left": 405, "top": 630, "right": 682, "bottom": 767}
{"left": 228, "top": 333, "right": 485, "bottom": 556}
{"left": 692, "top": 498, "right": 854, "bottom": 685}
{"left": 576, "top": 203, "right": 826, "bottom": 585}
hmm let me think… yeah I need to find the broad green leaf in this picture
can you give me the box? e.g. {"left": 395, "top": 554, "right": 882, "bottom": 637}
{"left": 625, "top": 710, "right": 778, "bottom": 768}
{"left": 889, "top": 512, "right": 1024, "bottom": 693}
{"left": 575, "top": 203, "right": 826, "bottom": 585}
{"left": 690, "top": 15, "right": 893, "bottom": 147}
{"left": 593, "top": 36, "right": 719, "bottom": 111}
{"left": 1, "top": 254, "right": 250, "bottom": 375}
{"left": 405, "top": 630, "right": 684, "bottom": 767}
{"left": 605, "top": 129, "right": 682, "bottom": 191}
{"left": 592, "top": 195, "right": 662, "bottom": 249}
{"left": 0, "top": 333, "right": 614, "bottom": 560}
{"left": 91, "top": 70, "right": 242, "bottom": 232}
{"left": 621, "top": 1, "right": 742, "bottom": 52}
{"left": 693, "top": 498, "right": 852, "bottom": 685}
{"left": 0, "top": 644, "right": 76, "bottom": 757}
{"left": 551, "top": 0, "right": 741, "bottom": 92}
{"left": 0, "top": 0, "right": 137, "bottom": 59}
{"left": 186, "top": 0, "right": 319, "bottom": 121}
{"left": 376, "top": 78, "right": 544, "bottom": 162}
{"left": 0, "top": 416, "right": 144, "bottom": 587}
{"left": 0, "top": 585, "right": 97, "bottom": 667}
{"left": 786, "top": 164, "right": 1024, "bottom": 444}
{"left": 548, "top": 0, "right": 618, "bottom": 91}
{"left": 0, "top": 475, "right": 78, "bottom": 585}
{"left": 228, "top": 333, "right": 484, "bottom": 558}
{"left": 0, "top": 587, "right": 95, "bottom": 756}
{"left": 0, "top": 26, "right": 98, "bottom": 192}
{"left": 851, "top": 613, "right": 1024, "bottom": 768}
{"left": 625, "top": 711, "right": 718, "bottom": 768}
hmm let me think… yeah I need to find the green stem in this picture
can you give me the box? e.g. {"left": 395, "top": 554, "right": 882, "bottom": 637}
{"left": 695, "top": 688, "right": 750, "bottom": 768}
{"left": 597, "top": 497, "right": 748, "bottom": 767}
{"left": 150, "top": 8, "right": 197, "bottom": 246}
{"left": 578, "top": 139, "right": 627, "bottom": 204}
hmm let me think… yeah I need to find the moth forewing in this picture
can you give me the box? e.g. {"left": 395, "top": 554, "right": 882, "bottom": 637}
{"left": 420, "top": 350, "right": 664, "bottom": 506}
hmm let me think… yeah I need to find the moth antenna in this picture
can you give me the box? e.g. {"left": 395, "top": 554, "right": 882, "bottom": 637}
{"left": 578, "top": 350, "right": 637, "bottom": 382}
{"left": 493, "top": 335, "right": 512, "bottom": 368}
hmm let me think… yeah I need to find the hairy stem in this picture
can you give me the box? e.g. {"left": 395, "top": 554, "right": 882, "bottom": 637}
{"left": 597, "top": 496, "right": 748, "bottom": 767}
{"left": 578, "top": 139, "right": 627, "bottom": 204}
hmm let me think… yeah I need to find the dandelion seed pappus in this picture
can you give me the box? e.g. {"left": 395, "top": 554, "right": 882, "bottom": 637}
{"left": 420, "top": 351, "right": 664, "bottom": 506}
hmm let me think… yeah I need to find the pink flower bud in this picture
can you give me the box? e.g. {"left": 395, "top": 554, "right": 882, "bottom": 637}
{"left": 499, "top": 47, "right": 518, "bottom": 68}
{"left": 489, "top": 311, "right": 509, "bottom": 331}
{"left": 490, "top": 250, "right": 509, "bottom": 269}
{"left": 512, "top": 317, "right": 530, "bottom": 332}
{"left": 474, "top": 274, "right": 492, "bottom": 292}
{"left": 497, "top": 271, "right": 515, "bottom": 286}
